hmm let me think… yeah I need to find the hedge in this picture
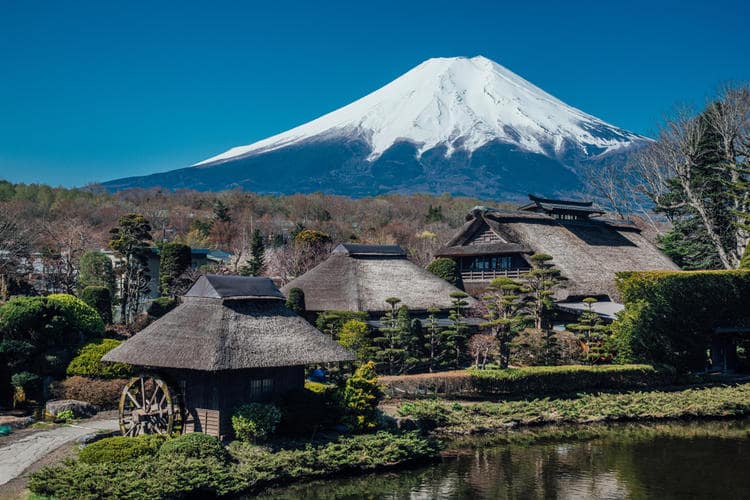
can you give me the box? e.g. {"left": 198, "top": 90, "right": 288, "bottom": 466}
{"left": 80, "top": 286, "right": 113, "bottom": 324}
{"left": 66, "top": 339, "right": 133, "bottom": 379}
{"left": 469, "top": 364, "right": 665, "bottom": 395}
{"left": 79, "top": 435, "right": 166, "bottom": 464}
{"left": 426, "top": 258, "right": 462, "bottom": 288}
{"left": 51, "top": 376, "right": 128, "bottom": 408}
{"left": 612, "top": 270, "right": 750, "bottom": 371}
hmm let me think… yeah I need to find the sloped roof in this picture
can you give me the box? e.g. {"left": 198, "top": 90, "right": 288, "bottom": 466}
{"left": 103, "top": 276, "right": 353, "bottom": 371}
{"left": 519, "top": 194, "right": 605, "bottom": 216}
{"left": 440, "top": 208, "right": 679, "bottom": 301}
{"left": 332, "top": 244, "right": 406, "bottom": 256}
{"left": 281, "top": 246, "right": 476, "bottom": 313}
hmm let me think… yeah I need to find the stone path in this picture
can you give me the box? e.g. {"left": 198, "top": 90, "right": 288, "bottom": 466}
{"left": 0, "top": 419, "right": 119, "bottom": 486}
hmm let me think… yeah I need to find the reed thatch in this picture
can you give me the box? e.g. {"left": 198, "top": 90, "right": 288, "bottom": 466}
{"left": 438, "top": 205, "right": 679, "bottom": 301}
{"left": 281, "top": 244, "right": 476, "bottom": 313}
{"left": 103, "top": 275, "right": 354, "bottom": 371}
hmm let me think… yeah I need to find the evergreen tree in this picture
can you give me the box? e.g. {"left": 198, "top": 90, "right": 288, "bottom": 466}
{"left": 425, "top": 204, "right": 445, "bottom": 223}
{"left": 337, "top": 319, "right": 371, "bottom": 363}
{"left": 424, "top": 307, "right": 442, "bottom": 373}
{"left": 521, "top": 254, "right": 564, "bottom": 366}
{"left": 240, "top": 229, "right": 265, "bottom": 276}
{"left": 285, "top": 287, "right": 305, "bottom": 314}
{"left": 373, "top": 298, "right": 407, "bottom": 375}
{"left": 481, "top": 276, "right": 528, "bottom": 368}
{"left": 158, "top": 242, "right": 191, "bottom": 296}
{"left": 212, "top": 199, "right": 232, "bottom": 223}
{"left": 78, "top": 251, "right": 116, "bottom": 299}
{"left": 741, "top": 241, "right": 750, "bottom": 269}
{"left": 426, "top": 257, "right": 462, "bottom": 288}
{"left": 109, "top": 214, "right": 152, "bottom": 324}
{"left": 440, "top": 291, "right": 471, "bottom": 369}
{"left": 566, "top": 297, "right": 612, "bottom": 364}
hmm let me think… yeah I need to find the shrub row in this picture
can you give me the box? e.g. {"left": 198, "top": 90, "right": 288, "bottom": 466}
{"left": 30, "top": 431, "right": 438, "bottom": 499}
{"left": 469, "top": 364, "right": 668, "bottom": 396}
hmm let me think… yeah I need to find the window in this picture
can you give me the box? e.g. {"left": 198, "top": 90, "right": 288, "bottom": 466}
{"left": 248, "top": 378, "right": 274, "bottom": 400}
{"left": 464, "top": 256, "right": 513, "bottom": 272}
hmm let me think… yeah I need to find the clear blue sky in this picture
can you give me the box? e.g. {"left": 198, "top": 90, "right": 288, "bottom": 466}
{"left": 1, "top": 0, "right": 748, "bottom": 187}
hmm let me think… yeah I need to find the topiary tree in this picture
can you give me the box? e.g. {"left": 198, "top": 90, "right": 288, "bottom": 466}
{"left": 158, "top": 243, "right": 191, "bottom": 297}
{"left": 285, "top": 287, "right": 305, "bottom": 314}
{"left": 342, "top": 361, "right": 383, "bottom": 432}
{"left": 66, "top": 339, "right": 133, "bottom": 379}
{"left": 0, "top": 294, "right": 104, "bottom": 404}
{"left": 78, "top": 251, "right": 116, "bottom": 299}
{"left": 481, "top": 276, "right": 527, "bottom": 368}
{"left": 426, "top": 258, "right": 462, "bottom": 288}
{"left": 338, "top": 319, "right": 370, "bottom": 362}
{"left": 80, "top": 286, "right": 113, "bottom": 324}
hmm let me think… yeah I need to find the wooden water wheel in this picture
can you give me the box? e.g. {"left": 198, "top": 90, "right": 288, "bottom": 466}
{"left": 118, "top": 375, "right": 175, "bottom": 436}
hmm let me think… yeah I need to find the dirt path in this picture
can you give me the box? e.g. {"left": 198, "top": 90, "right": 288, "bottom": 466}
{"left": 0, "top": 418, "right": 119, "bottom": 491}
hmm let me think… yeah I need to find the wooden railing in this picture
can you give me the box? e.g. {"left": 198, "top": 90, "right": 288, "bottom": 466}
{"left": 460, "top": 268, "right": 530, "bottom": 281}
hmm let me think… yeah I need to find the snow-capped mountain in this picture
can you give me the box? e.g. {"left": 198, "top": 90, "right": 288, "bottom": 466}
{"left": 103, "top": 56, "right": 648, "bottom": 198}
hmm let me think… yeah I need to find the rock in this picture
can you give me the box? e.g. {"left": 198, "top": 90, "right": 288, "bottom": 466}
{"left": 394, "top": 417, "right": 419, "bottom": 431}
{"left": 45, "top": 399, "right": 98, "bottom": 419}
{"left": 76, "top": 429, "right": 119, "bottom": 445}
{"left": 0, "top": 415, "right": 33, "bottom": 429}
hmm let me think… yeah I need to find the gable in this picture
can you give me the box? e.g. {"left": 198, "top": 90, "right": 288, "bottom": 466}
{"left": 465, "top": 221, "right": 506, "bottom": 246}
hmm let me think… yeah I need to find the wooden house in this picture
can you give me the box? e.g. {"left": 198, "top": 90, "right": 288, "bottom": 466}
{"left": 436, "top": 195, "right": 679, "bottom": 306}
{"left": 102, "top": 274, "right": 353, "bottom": 439}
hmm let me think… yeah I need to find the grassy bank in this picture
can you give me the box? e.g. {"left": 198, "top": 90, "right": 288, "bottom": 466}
{"left": 28, "top": 431, "right": 438, "bottom": 499}
{"left": 396, "top": 382, "right": 750, "bottom": 435}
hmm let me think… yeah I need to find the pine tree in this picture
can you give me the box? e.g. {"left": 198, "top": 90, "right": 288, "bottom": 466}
{"left": 566, "top": 297, "right": 612, "bottom": 364}
{"left": 440, "top": 291, "right": 470, "bottom": 369}
{"left": 109, "top": 214, "right": 152, "bottom": 324}
{"left": 425, "top": 204, "right": 445, "bottom": 223}
{"left": 212, "top": 199, "right": 232, "bottom": 223}
{"left": 374, "top": 297, "right": 407, "bottom": 375}
{"left": 481, "top": 277, "right": 528, "bottom": 368}
{"left": 521, "top": 254, "right": 564, "bottom": 366}
{"left": 240, "top": 229, "right": 265, "bottom": 276}
{"left": 424, "top": 307, "right": 442, "bottom": 373}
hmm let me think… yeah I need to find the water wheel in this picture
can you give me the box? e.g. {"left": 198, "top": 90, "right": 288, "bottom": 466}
{"left": 118, "top": 374, "right": 175, "bottom": 436}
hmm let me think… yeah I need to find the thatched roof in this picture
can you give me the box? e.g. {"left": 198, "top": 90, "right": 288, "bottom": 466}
{"left": 518, "top": 194, "right": 605, "bottom": 216}
{"left": 438, "top": 206, "right": 679, "bottom": 301}
{"left": 281, "top": 244, "right": 476, "bottom": 313}
{"left": 103, "top": 275, "right": 354, "bottom": 371}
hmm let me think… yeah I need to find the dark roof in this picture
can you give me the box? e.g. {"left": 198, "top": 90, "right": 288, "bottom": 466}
{"left": 103, "top": 277, "right": 353, "bottom": 371}
{"left": 281, "top": 249, "right": 476, "bottom": 313}
{"left": 332, "top": 244, "right": 407, "bottom": 256}
{"left": 185, "top": 275, "right": 284, "bottom": 300}
{"left": 518, "top": 194, "right": 604, "bottom": 216}
{"left": 435, "top": 243, "right": 531, "bottom": 257}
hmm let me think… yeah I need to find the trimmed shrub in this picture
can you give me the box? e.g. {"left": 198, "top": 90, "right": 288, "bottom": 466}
{"left": 342, "top": 361, "right": 383, "bottom": 431}
{"left": 78, "top": 251, "right": 116, "bottom": 298}
{"left": 469, "top": 364, "right": 665, "bottom": 395}
{"left": 79, "top": 434, "right": 166, "bottom": 464}
{"left": 80, "top": 286, "right": 113, "bottom": 324}
{"left": 66, "top": 339, "right": 133, "bottom": 379}
{"left": 47, "top": 294, "right": 106, "bottom": 338}
{"left": 426, "top": 257, "right": 462, "bottom": 288}
{"left": 50, "top": 376, "right": 128, "bottom": 408}
{"left": 158, "top": 432, "right": 229, "bottom": 462}
{"left": 613, "top": 270, "right": 750, "bottom": 371}
{"left": 285, "top": 287, "right": 305, "bottom": 314}
{"left": 232, "top": 403, "right": 282, "bottom": 442}
{"left": 146, "top": 297, "right": 178, "bottom": 318}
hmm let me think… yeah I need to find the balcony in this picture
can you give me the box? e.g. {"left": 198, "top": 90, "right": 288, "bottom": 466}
{"left": 460, "top": 268, "right": 530, "bottom": 282}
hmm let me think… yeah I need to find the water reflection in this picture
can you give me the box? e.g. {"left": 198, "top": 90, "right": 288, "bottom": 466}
{"left": 256, "top": 420, "right": 750, "bottom": 499}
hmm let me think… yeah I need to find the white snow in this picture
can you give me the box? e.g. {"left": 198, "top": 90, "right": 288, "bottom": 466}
{"left": 195, "top": 56, "right": 644, "bottom": 166}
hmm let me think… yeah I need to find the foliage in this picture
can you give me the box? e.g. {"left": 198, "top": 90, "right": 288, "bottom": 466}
{"left": 426, "top": 257, "right": 461, "bottom": 287}
{"left": 468, "top": 364, "right": 661, "bottom": 395}
{"left": 373, "top": 299, "right": 409, "bottom": 375}
{"left": 80, "top": 285, "right": 113, "bottom": 324}
{"left": 79, "top": 435, "right": 166, "bottom": 464}
{"left": 741, "top": 241, "right": 750, "bottom": 269}
{"left": 146, "top": 297, "right": 178, "bottom": 318}
{"left": 440, "top": 292, "right": 471, "bottom": 369}
{"left": 612, "top": 270, "right": 750, "bottom": 371}
{"left": 232, "top": 403, "right": 283, "bottom": 443}
{"left": 109, "top": 213, "right": 152, "bottom": 325}
{"left": 315, "top": 310, "right": 368, "bottom": 338}
{"left": 566, "top": 297, "right": 612, "bottom": 364}
{"left": 285, "top": 287, "right": 305, "bottom": 314}
{"left": 397, "top": 382, "right": 750, "bottom": 434}
{"left": 55, "top": 409, "right": 75, "bottom": 421}
{"left": 157, "top": 242, "right": 191, "bottom": 296}
{"left": 276, "top": 382, "right": 343, "bottom": 434}
{"left": 425, "top": 204, "right": 445, "bottom": 223}
{"left": 294, "top": 229, "right": 331, "bottom": 246}
{"left": 342, "top": 361, "right": 383, "bottom": 431}
{"left": 481, "top": 276, "right": 528, "bottom": 368}
{"left": 30, "top": 431, "right": 437, "bottom": 499}
{"left": 158, "top": 433, "right": 229, "bottom": 462}
{"left": 240, "top": 228, "right": 265, "bottom": 276}
{"left": 78, "top": 251, "right": 116, "bottom": 298}
{"left": 50, "top": 376, "right": 128, "bottom": 409}
{"left": 337, "top": 319, "right": 370, "bottom": 361}
{"left": 0, "top": 294, "right": 104, "bottom": 404}
{"left": 66, "top": 339, "right": 133, "bottom": 379}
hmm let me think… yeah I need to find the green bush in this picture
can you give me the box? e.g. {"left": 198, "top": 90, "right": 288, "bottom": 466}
{"left": 285, "top": 287, "right": 305, "bottom": 314}
{"left": 469, "top": 364, "right": 663, "bottom": 395}
{"left": 613, "top": 270, "right": 750, "bottom": 371}
{"left": 426, "top": 258, "right": 462, "bottom": 288}
{"left": 277, "top": 382, "right": 342, "bottom": 434}
{"left": 78, "top": 251, "right": 116, "bottom": 298}
{"left": 79, "top": 435, "right": 166, "bottom": 464}
{"left": 47, "top": 294, "right": 106, "bottom": 337}
{"left": 342, "top": 361, "right": 383, "bottom": 431}
{"left": 158, "top": 243, "right": 192, "bottom": 296}
{"left": 158, "top": 433, "right": 229, "bottom": 462}
{"left": 232, "top": 403, "right": 282, "bottom": 443}
{"left": 80, "top": 286, "right": 113, "bottom": 324}
{"left": 146, "top": 297, "right": 178, "bottom": 318}
{"left": 315, "top": 310, "right": 368, "bottom": 338}
{"left": 66, "top": 339, "right": 133, "bottom": 379}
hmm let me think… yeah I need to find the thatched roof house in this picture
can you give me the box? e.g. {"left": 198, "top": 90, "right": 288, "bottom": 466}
{"left": 436, "top": 196, "right": 679, "bottom": 302}
{"left": 281, "top": 244, "right": 476, "bottom": 314}
{"left": 104, "top": 275, "right": 353, "bottom": 438}
{"left": 104, "top": 274, "right": 352, "bottom": 371}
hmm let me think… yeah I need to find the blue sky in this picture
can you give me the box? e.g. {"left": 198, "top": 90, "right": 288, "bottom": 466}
{"left": 1, "top": 0, "right": 748, "bottom": 187}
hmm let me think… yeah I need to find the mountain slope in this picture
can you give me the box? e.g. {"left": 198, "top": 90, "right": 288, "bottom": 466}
{"left": 104, "top": 56, "right": 648, "bottom": 198}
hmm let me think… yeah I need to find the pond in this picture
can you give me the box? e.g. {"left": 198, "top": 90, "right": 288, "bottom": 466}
{"left": 256, "top": 420, "right": 750, "bottom": 499}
